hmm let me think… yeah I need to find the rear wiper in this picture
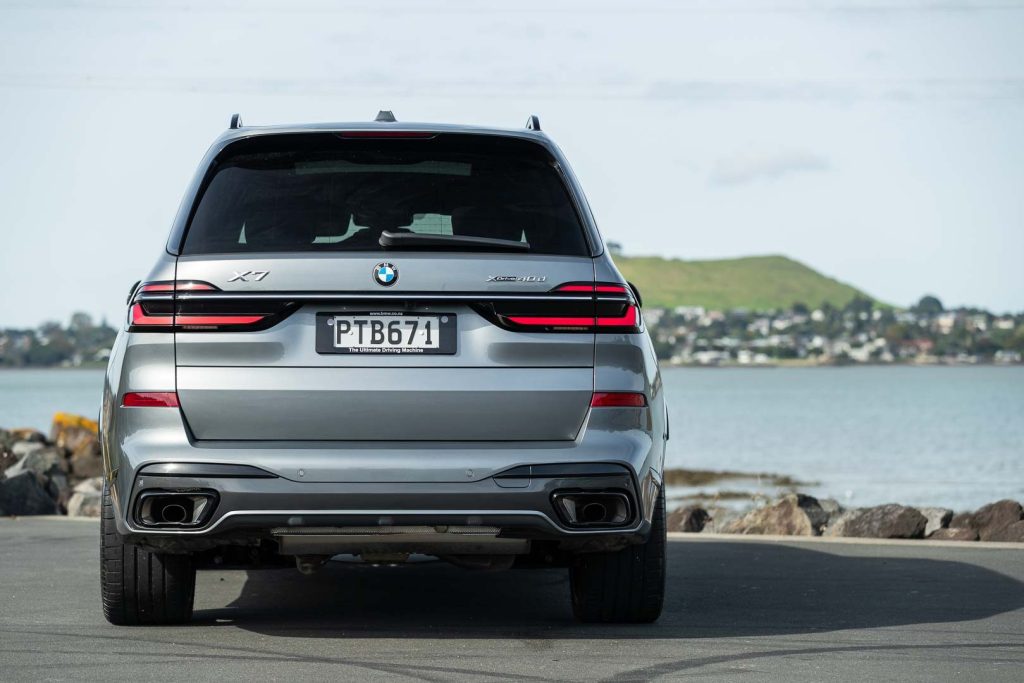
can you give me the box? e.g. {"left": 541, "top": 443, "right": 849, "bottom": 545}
{"left": 379, "top": 230, "right": 530, "bottom": 252}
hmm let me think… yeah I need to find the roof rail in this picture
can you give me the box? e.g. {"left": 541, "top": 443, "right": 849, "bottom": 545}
{"left": 375, "top": 110, "right": 397, "bottom": 122}
{"left": 525, "top": 115, "right": 541, "bottom": 132}
{"left": 229, "top": 113, "right": 243, "bottom": 129}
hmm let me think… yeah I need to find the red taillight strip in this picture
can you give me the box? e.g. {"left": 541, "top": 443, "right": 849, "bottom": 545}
{"left": 131, "top": 304, "right": 266, "bottom": 329}
{"left": 552, "top": 283, "right": 629, "bottom": 294}
{"left": 596, "top": 305, "right": 639, "bottom": 327}
{"left": 591, "top": 392, "right": 647, "bottom": 408}
{"left": 122, "top": 392, "right": 180, "bottom": 408}
{"left": 130, "top": 303, "right": 173, "bottom": 326}
{"left": 506, "top": 316, "right": 594, "bottom": 327}
{"left": 505, "top": 305, "right": 640, "bottom": 330}
{"left": 175, "top": 314, "right": 266, "bottom": 326}
{"left": 138, "top": 281, "right": 218, "bottom": 294}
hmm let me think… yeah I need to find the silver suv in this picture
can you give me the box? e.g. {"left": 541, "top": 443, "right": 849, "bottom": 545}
{"left": 100, "top": 113, "right": 668, "bottom": 625}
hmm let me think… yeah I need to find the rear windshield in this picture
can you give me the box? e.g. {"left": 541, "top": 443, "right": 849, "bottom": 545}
{"left": 181, "top": 133, "right": 590, "bottom": 256}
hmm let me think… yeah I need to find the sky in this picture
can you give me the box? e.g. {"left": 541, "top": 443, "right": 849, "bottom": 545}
{"left": 0, "top": 0, "right": 1022, "bottom": 327}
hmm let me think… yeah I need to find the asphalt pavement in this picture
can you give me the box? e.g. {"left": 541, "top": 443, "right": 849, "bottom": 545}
{"left": 1, "top": 517, "right": 1022, "bottom": 681}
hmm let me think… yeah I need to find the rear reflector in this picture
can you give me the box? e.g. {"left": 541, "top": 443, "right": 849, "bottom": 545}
{"left": 591, "top": 392, "right": 647, "bottom": 408}
{"left": 122, "top": 392, "right": 180, "bottom": 408}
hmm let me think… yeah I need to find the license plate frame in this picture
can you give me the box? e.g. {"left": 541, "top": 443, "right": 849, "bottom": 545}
{"left": 315, "top": 312, "right": 457, "bottom": 355}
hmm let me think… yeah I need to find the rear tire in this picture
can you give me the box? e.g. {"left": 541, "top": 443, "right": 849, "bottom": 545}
{"left": 569, "top": 487, "right": 666, "bottom": 623}
{"left": 100, "top": 482, "right": 195, "bottom": 625}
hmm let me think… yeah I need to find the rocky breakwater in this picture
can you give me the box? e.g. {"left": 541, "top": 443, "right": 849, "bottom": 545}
{"left": 0, "top": 414, "right": 103, "bottom": 518}
{"left": 668, "top": 493, "right": 1024, "bottom": 543}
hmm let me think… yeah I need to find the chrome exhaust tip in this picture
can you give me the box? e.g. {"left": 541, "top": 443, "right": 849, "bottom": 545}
{"left": 135, "top": 490, "right": 218, "bottom": 528}
{"left": 552, "top": 491, "right": 632, "bottom": 528}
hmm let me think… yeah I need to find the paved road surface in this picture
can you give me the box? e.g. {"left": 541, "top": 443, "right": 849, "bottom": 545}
{"left": 1, "top": 517, "right": 1022, "bottom": 681}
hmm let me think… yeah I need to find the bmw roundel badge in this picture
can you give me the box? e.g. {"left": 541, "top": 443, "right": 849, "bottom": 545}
{"left": 373, "top": 262, "right": 398, "bottom": 287}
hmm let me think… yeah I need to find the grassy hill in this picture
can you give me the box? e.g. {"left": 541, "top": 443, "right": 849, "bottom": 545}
{"left": 613, "top": 254, "right": 876, "bottom": 311}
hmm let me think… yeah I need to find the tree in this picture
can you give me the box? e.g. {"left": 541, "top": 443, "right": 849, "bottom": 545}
{"left": 913, "top": 295, "right": 944, "bottom": 316}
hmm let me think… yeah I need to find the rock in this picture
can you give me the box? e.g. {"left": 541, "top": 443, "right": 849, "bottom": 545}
{"left": 9, "top": 428, "right": 46, "bottom": 443}
{"left": 0, "top": 472, "right": 59, "bottom": 516}
{"left": 986, "top": 520, "right": 1024, "bottom": 543}
{"left": 12, "top": 441, "right": 46, "bottom": 458}
{"left": 949, "top": 511, "right": 975, "bottom": 529}
{"left": 0, "top": 450, "right": 18, "bottom": 476}
{"left": 69, "top": 440, "right": 102, "bottom": 481}
{"left": 74, "top": 476, "right": 103, "bottom": 494}
{"left": 825, "top": 504, "right": 928, "bottom": 539}
{"left": 929, "top": 527, "right": 979, "bottom": 541}
{"left": 920, "top": 507, "right": 953, "bottom": 537}
{"left": 818, "top": 498, "right": 845, "bottom": 524}
{"left": 723, "top": 494, "right": 828, "bottom": 536}
{"left": 971, "top": 500, "right": 1023, "bottom": 541}
{"left": 50, "top": 413, "right": 99, "bottom": 453}
{"left": 668, "top": 505, "right": 711, "bottom": 533}
{"left": 3, "top": 446, "right": 67, "bottom": 480}
{"left": 66, "top": 489, "right": 102, "bottom": 517}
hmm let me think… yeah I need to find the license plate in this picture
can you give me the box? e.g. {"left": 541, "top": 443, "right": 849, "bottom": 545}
{"left": 316, "top": 312, "right": 457, "bottom": 355}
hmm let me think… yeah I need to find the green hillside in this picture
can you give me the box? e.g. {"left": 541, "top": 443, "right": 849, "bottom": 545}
{"left": 613, "top": 255, "right": 876, "bottom": 311}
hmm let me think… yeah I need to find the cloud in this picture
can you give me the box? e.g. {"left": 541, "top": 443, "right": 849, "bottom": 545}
{"left": 710, "top": 150, "right": 831, "bottom": 186}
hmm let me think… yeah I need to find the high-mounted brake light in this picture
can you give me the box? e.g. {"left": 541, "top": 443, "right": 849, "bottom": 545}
{"left": 591, "top": 392, "right": 647, "bottom": 408}
{"left": 122, "top": 392, "right": 180, "bottom": 408}
{"left": 338, "top": 131, "right": 436, "bottom": 138}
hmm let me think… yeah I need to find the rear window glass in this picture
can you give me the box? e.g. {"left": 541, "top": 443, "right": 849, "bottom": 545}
{"left": 181, "top": 134, "right": 589, "bottom": 256}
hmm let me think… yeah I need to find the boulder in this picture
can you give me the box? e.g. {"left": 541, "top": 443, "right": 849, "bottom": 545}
{"left": 667, "top": 505, "right": 711, "bottom": 533}
{"left": 50, "top": 413, "right": 99, "bottom": 453}
{"left": 986, "top": 520, "right": 1024, "bottom": 543}
{"left": 949, "top": 511, "right": 975, "bottom": 529}
{"left": 929, "top": 527, "right": 979, "bottom": 541}
{"left": 825, "top": 504, "right": 928, "bottom": 539}
{"left": 9, "top": 428, "right": 46, "bottom": 443}
{"left": 971, "top": 500, "right": 1023, "bottom": 541}
{"left": 919, "top": 507, "right": 953, "bottom": 537}
{"left": 69, "top": 440, "right": 102, "bottom": 480}
{"left": 0, "top": 472, "right": 59, "bottom": 516}
{"left": 723, "top": 494, "right": 828, "bottom": 536}
{"left": 12, "top": 441, "right": 46, "bottom": 458}
{"left": 3, "top": 446, "right": 67, "bottom": 480}
{"left": 66, "top": 488, "right": 102, "bottom": 517}
{"left": 0, "top": 450, "right": 18, "bottom": 476}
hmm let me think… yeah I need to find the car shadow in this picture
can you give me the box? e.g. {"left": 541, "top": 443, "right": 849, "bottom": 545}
{"left": 194, "top": 539, "right": 1024, "bottom": 639}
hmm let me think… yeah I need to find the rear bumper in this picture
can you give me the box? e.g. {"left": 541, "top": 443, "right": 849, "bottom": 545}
{"left": 117, "top": 465, "right": 652, "bottom": 551}
{"left": 104, "top": 405, "right": 665, "bottom": 552}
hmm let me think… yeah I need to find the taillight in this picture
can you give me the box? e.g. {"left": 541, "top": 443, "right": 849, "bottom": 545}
{"left": 122, "top": 392, "right": 180, "bottom": 408}
{"left": 591, "top": 392, "right": 647, "bottom": 407}
{"left": 482, "top": 281, "right": 641, "bottom": 333}
{"left": 129, "top": 280, "right": 295, "bottom": 332}
{"left": 553, "top": 283, "right": 629, "bottom": 294}
{"left": 138, "top": 281, "right": 217, "bottom": 293}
